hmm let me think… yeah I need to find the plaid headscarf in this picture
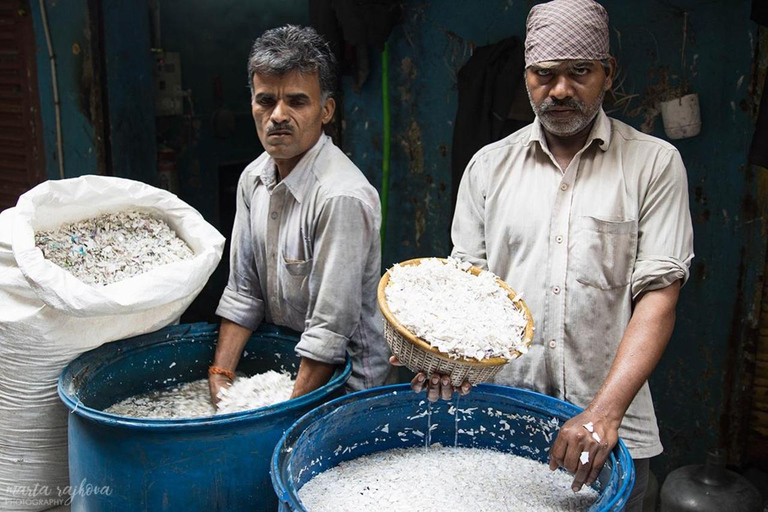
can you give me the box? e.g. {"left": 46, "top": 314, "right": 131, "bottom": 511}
{"left": 524, "top": 0, "right": 610, "bottom": 67}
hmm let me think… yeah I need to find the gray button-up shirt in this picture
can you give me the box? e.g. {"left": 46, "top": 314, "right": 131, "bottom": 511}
{"left": 216, "top": 134, "right": 392, "bottom": 391}
{"left": 452, "top": 109, "right": 694, "bottom": 458}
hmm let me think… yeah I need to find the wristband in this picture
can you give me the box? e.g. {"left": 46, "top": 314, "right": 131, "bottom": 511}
{"left": 208, "top": 365, "right": 235, "bottom": 381}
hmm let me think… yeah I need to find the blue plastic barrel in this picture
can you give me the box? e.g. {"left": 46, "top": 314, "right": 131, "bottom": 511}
{"left": 58, "top": 322, "right": 351, "bottom": 512}
{"left": 272, "top": 384, "right": 635, "bottom": 511}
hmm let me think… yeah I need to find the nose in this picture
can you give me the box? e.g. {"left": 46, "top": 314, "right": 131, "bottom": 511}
{"left": 549, "top": 75, "right": 575, "bottom": 101}
{"left": 270, "top": 100, "right": 290, "bottom": 124}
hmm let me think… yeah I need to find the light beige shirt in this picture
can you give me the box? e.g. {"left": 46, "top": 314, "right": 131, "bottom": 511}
{"left": 451, "top": 109, "right": 694, "bottom": 458}
{"left": 216, "top": 134, "right": 392, "bottom": 391}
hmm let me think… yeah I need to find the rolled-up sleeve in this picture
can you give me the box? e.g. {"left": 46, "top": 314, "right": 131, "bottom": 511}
{"left": 295, "top": 195, "right": 377, "bottom": 365}
{"left": 216, "top": 172, "right": 265, "bottom": 331}
{"left": 451, "top": 157, "right": 489, "bottom": 270}
{"left": 631, "top": 148, "right": 694, "bottom": 298}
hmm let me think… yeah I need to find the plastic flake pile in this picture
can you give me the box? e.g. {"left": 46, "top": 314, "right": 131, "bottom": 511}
{"left": 104, "top": 370, "right": 295, "bottom": 419}
{"left": 34, "top": 210, "right": 194, "bottom": 286}
{"left": 298, "top": 445, "right": 599, "bottom": 511}
{"left": 216, "top": 370, "right": 295, "bottom": 415}
{"left": 385, "top": 258, "right": 529, "bottom": 361}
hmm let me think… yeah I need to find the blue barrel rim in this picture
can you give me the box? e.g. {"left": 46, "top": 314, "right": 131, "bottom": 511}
{"left": 57, "top": 322, "right": 352, "bottom": 430}
{"left": 271, "top": 383, "right": 635, "bottom": 511}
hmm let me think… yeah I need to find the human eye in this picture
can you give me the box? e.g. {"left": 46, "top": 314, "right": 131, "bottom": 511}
{"left": 255, "top": 96, "right": 275, "bottom": 107}
{"left": 571, "top": 66, "right": 590, "bottom": 76}
{"left": 535, "top": 68, "right": 552, "bottom": 77}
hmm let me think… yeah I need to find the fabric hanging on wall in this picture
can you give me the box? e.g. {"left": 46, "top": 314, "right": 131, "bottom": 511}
{"left": 752, "top": 0, "right": 768, "bottom": 26}
{"left": 310, "top": 0, "right": 345, "bottom": 63}
{"left": 310, "top": 0, "right": 402, "bottom": 90}
{"left": 329, "top": 0, "right": 401, "bottom": 50}
{"left": 749, "top": 0, "right": 768, "bottom": 168}
{"left": 451, "top": 36, "right": 532, "bottom": 209}
{"left": 749, "top": 80, "right": 768, "bottom": 168}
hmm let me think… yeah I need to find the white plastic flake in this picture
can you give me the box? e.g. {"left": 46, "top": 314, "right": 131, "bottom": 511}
{"left": 35, "top": 210, "right": 194, "bottom": 286}
{"left": 385, "top": 257, "right": 529, "bottom": 361}
{"left": 105, "top": 371, "right": 294, "bottom": 419}
{"left": 216, "top": 371, "right": 295, "bottom": 414}
{"left": 299, "top": 445, "right": 598, "bottom": 511}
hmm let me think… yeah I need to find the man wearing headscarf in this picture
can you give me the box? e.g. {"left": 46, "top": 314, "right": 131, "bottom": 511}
{"left": 443, "top": 0, "right": 694, "bottom": 508}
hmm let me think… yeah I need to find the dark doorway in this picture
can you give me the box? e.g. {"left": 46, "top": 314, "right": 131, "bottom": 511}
{"left": 180, "top": 159, "right": 249, "bottom": 324}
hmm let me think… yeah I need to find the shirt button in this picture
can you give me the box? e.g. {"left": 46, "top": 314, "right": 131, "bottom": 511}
{"left": 560, "top": 183, "right": 568, "bottom": 191}
{"left": 270, "top": 211, "right": 278, "bottom": 220}
{"left": 555, "top": 235, "right": 564, "bottom": 244}
{"left": 548, "top": 340, "right": 556, "bottom": 349}
{"left": 552, "top": 286, "right": 561, "bottom": 294}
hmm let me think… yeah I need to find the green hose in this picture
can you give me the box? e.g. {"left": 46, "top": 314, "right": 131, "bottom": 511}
{"left": 380, "top": 42, "right": 391, "bottom": 252}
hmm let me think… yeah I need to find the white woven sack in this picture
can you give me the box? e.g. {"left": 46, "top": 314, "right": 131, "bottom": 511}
{"left": 0, "top": 176, "right": 225, "bottom": 511}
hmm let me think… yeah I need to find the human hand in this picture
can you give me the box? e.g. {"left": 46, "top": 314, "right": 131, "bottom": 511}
{"left": 389, "top": 356, "right": 471, "bottom": 402}
{"left": 208, "top": 374, "right": 232, "bottom": 406}
{"left": 548, "top": 410, "right": 617, "bottom": 492}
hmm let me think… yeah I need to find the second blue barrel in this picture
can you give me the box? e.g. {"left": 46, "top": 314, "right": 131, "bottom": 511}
{"left": 58, "top": 322, "right": 351, "bottom": 512}
{"left": 272, "top": 384, "right": 635, "bottom": 511}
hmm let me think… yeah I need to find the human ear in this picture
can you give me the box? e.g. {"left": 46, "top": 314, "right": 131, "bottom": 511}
{"left": 321, "top": 97, "right": 336, "bottom": 124}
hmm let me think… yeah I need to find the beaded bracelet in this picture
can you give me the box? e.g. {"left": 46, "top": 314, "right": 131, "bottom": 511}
{"left": 208, "top": 365, "right": 235, "bottom": 381}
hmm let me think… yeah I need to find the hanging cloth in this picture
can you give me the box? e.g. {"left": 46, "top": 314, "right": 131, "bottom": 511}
{"left": 310, "top": 0, "right": 402, "bottom": 90}
{"left": 450, "top": 36, "right": 531, "bottom": 209}
{"left": 749, "top": 0, "right": 768, "bottom": 167}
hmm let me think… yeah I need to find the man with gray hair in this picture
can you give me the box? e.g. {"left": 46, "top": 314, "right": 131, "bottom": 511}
{"left": 446, "top": 0, "right": 694, "bottom": 508}
{"left": 209, "top": 25, "right": 392, "bottom": 403}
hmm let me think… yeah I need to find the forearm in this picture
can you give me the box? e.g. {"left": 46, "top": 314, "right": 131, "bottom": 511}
{"left": 212, "top": 318, "right": 254, "bottom": 372}
{"left": 290, "top": 357, "right": 337, "bottom": 398}
{"left": 587, "top": 281, "right": 681, "bottom": 427}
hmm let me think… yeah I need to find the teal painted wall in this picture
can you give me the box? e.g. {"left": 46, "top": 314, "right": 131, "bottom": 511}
{"left": 30, "top": 0, "right": 155, "bottom": 181}
{"left": 30, "top": 0, "right": 98, "bottom": 179}
{"left": 102, "top": 0, "right": 156, "bottom": 183}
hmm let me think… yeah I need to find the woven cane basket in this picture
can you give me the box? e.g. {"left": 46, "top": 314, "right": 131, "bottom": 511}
{"left": 377, "top": 258, "right": 534, "bottom": 387}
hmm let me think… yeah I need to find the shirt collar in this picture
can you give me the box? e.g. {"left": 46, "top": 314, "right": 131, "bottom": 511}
{"left": 257, "top": 133, "right": 328, "bottom": 202}
{"left": 527, "top": 108, "right": 612, "bottom": 152}
{"left": 591, "top": 108, "right": 612, "bottom": 151}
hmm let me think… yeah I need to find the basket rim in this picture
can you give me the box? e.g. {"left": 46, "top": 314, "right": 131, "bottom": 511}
{"left": 377, "top": 257, "right": 535, "bottom": 368}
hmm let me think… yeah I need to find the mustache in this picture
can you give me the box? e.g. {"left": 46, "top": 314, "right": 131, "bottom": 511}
{"left": 539, "top": 97, "right": 585, "bottom": 113}
{"left": 267, "top": 123, "right": 294, "bottom": 135}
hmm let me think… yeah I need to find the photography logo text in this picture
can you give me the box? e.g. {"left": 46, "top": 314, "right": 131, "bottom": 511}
{"left": 2, "top": 480, "right": 112, "bottom": 507}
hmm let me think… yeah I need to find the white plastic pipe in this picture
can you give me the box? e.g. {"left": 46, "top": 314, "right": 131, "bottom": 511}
{"left": 38, "top": 0, "right": 65, "bottom": 179}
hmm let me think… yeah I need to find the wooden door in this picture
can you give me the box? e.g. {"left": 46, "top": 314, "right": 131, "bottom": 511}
{"left": 0, "top": 0, "right": 45, "bottom": 212}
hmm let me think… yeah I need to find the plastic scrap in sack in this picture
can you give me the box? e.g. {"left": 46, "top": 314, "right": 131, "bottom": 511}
{"left": 0, "top": 175, "right": 226, "bottom": 511}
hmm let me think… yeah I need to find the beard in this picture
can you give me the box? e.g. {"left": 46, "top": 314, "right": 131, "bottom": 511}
{"left": 527, "top": 85, "right": 606, "bottom": 137}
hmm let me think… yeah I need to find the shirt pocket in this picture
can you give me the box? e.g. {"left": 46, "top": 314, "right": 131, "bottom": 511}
{"left": 572, "top": 216, "right": 637, "bottom": 290}
{"left": 279, "top": 257, "right": 313, "bottom": 313}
